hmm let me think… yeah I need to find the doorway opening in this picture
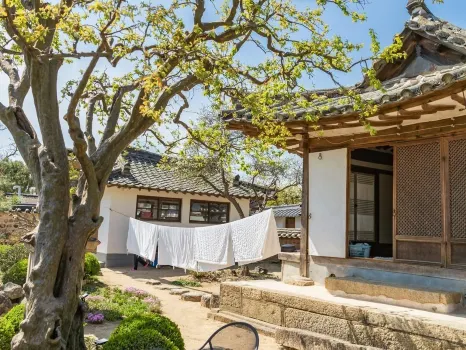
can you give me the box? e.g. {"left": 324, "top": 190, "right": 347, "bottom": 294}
{"left": 349, "top": 146, "right": 393, "bottom": 260}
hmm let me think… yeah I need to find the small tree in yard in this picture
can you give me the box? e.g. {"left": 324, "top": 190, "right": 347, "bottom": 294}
{"left": 161, "top": 109, "right": 302, "bottom": 217}
{"left": 0, "top": 0, "right": 403, "bottom": 348}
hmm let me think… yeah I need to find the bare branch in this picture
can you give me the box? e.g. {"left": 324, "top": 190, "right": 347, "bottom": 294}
{"left": 85, "top": 93, "right": 104, "bottom": 155}
{"left": 100, "top": 83, "right": 139, "bottom": 144}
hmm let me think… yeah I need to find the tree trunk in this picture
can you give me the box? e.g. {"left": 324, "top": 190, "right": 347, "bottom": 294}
{"left": 228, "top": 195, "right": 245, "bottom": 219}
{"left": 11, "top": 58, "right": 99, "bottom": 350}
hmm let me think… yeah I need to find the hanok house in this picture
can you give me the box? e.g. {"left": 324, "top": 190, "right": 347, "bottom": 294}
{"left": 270, "top": 204, "right": 302, "bottom": 251}
{"left": 215, "top": 2, "right": 466, "bottom": 349}
{"left": 96, "top": 148, "right": 256, "bottom": 267}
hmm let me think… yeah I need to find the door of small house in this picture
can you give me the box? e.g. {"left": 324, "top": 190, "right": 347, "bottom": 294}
{"left": 446, "top": 136, "right": 466, "bottom": 268}
{"left": 394, "top": 140, "right": 444, "bottom": 266}
{"left": 394, "top": 136, "right": 466, "bottom": 269}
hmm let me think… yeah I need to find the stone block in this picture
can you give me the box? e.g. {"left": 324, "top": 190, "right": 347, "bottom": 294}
{"left": 169, "top": 288, "right": 189, "bottom": 296}
{"left": 241, "top": 298, "right": 282, "bottom": 326}
{"left": 181, "top": 292, "right": 205, "bottom": 302}
{"left": 283, "top": 308, "right": 464, "bottom": 350}
{"left": 200, "top": 294, "right": 212, "bottom": 308}
{"left": 3, "top": 282, "right": 24, "bottom": 300}
{"left": 275, "top": 327, "right": 376, "bottom": 350}
{"left": 145, "top": 280, "right": 161, "bottom": 285}
{"left": 0, "top": 292, "right": 12, "bottom": 316}
{"left": 325, "top": 277, "right": 462, "bottom": 305}
{"left": 210, "top": 293, "right": 220, "bottom": 309}
{"left": 220, "top": 283, "right": 242, "bottom": 313}
{"left": 242, "top": 286, "right": 262, "bottom": 300}
{"left": 261, "top": 290, "right": 367, "bottom": 323}
{"left": 284, "top": 276, "right": 315, "bottom": 287}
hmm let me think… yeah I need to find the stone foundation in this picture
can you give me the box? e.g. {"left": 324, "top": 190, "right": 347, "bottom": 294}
{"left": 219, "top": 282, "right": 466, "bottom": 350}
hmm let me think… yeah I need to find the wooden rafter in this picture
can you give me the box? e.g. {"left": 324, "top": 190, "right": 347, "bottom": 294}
{"left": 306, "top": 114, "right": 466, "bottom": 151}
{"left": 451, "top": 93, "right": 466, "bottom": 107}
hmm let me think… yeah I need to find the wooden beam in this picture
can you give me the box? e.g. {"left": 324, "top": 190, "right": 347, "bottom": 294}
{"left": 451, "top": 93, "right": 466, "bottom": 107}
{"left": 300, "top": 132, "right": 310, "bottom": 278}
{"left": 306, "top": 114, "right": 466, "bottom": 151}
{"left": 421, "top": 103, "right": 456, "bottom": 112}
{"left": 322, "top": 119, "right": 402, "bottom": 130}
{"left": 378, "top": 114, "right": 420, "bottom": 121}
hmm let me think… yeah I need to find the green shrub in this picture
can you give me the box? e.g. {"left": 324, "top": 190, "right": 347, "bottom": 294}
{"left": 2, "top": 259, "right": 28, "bottom": 286}
{"left": 103, "top": 328, "right": 178, "bottom": 350}
{"left": 0, "top": 304, "right": 25, "bottom": 349}
{"left": 0, "top": 244, "right": 28, "bottom": 273}
{"left": 84, "top": 253, "right": 101, "bottom": 278}
{"left": 103, "top": 314, "right": 184, "bottom": 350}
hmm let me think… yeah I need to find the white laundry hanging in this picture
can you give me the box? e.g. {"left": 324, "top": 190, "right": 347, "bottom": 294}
{"left": 194, "top": 222, "right": 233, "bottom": 265}
{"left": 194, "top": 223, "right": 235, "bottom": 272}
{"left": 126, "top": 218, "right": 158, "bottom": 261}
{"left": 230, "top": 209, "right": 280, "bottom": 265}
{"left": 157, "top": 225, "right": 198, "bottom": 271}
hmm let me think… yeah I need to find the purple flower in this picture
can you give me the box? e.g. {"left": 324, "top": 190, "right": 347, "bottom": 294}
{"left": 87, "top": 295, "right": 105, "bottom": 302}
{"left": 125, "top": 287, "right": 148, "bottom": 297}
{"left": 87, "top": 313, "right": 104, "bottom": 324}
{"left": 143, "top": 297, "right": 158, "bottom": 304}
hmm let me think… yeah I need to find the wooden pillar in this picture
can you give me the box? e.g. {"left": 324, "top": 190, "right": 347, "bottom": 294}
{"left": 300, "top": 133, "right": 310, "bottom": 277}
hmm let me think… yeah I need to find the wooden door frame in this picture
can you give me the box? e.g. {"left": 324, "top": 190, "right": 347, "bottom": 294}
{"left": 346, "top": 131, "right": 466, "bottom": 268}
{"left": 393, "top": 138, "right": 445, "bottom": 266}
{"left": 444, "top": 134, "right": 466, "bottom": 269}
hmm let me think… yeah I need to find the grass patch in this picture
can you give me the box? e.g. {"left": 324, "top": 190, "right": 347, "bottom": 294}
{"left": 171, "top": 279, "right": 201, "bottom": 288}
{"left": 85, "top": 284, "right": 161, "bottom": 322}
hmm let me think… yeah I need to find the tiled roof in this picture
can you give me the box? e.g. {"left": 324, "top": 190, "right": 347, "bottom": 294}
{"left": 277, "top": 228, "right": 301, "bottom": 239}
{"left": 270, "top": 204, "right": 301, "bottom": 218}
{"left": 226, "top": 65, "right": 466, "bottom": 123}
{"left": 224, "top": 2, "right": 466, "bottom": 123}
{"left": 107, "top": 148, "right": 256, "bottom": 199}
{"left": 406, "top": 2, "right": 466, "bottom": 55}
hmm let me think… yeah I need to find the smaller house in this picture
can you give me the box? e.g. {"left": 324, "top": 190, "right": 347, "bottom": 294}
{"left": 270, "top": 204, "right": 302, "bottom": 251}
{"left": 97, "top": 148, "right": 258, "bottom": 267}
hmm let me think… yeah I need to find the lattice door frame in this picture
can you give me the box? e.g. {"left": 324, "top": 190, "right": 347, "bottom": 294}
{"left": 393, "top": 138, "right": 446, "bottom": 267}
{"left": 445, "top": 134, "right": 466, "bottom": 269}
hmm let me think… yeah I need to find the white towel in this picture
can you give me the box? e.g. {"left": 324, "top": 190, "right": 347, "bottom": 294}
{"left": 157, "top": 225, "right": 197, "bottom": 270}
{"left": 195, "top": 228, "right": 235, "bottom": 272}
{"left": 230, "top": 210, "right": 280, "bottom": 265}
{"left": 194, "top": 223, "right": 232, "bottom": 265}
{"left": 126, "top": 218, "right": 158, "bottom": 261}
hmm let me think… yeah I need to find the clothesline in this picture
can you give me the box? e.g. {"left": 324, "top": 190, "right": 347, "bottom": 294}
{"left": 126, "top": 210, "right": 281, "bottom": 273}
{"left": 106, "top": 207, "right": 132, "bottom": 218}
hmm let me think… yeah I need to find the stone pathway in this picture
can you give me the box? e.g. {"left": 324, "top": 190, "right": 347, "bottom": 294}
{"left": 87, "top": 268, "right": 281, "bottom": 350}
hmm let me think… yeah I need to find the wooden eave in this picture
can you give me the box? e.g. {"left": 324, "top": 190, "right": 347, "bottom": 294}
{"left": 228, "top": 79, "right": 466, "bottom": 156}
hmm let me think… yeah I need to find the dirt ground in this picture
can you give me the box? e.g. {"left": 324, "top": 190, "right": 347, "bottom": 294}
{"left": 84, "top": 266, "right": 281, "bottom": 350}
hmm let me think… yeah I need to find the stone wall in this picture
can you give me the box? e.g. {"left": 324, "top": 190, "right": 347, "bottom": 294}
{"left": 0, "top": 212, "right": 99, "bottom": 253}
{"left": 219, "top": 282, "right": 466, "bottom": 350}
{"left": 0, "top": 212, "right": 38, "bottom": 244}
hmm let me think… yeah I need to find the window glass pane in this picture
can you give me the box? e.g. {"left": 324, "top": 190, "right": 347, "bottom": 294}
{"left": 190, "top": 202, "right": 209, "bottom": 222}
{"left": 137, "top": 209, "right": 154, "bottom": 220}
{"left": 159, "top": 200, "right": 180, "bottom": 221}
{"left": 209, "top": 212, "right": 227, "bottom": 223}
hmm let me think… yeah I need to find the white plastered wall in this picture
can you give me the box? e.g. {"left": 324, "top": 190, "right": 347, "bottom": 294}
{"left": 309, "top": 148, "right": 347, "bottom": 258}
{"left": 97, "top": 187, "right": 250, "bottom": 255}
{"left": 275, "top": 216, "right": 302, "bottom": 229}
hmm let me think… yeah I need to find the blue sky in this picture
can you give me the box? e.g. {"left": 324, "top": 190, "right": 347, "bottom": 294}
{"left": 1, "top": 0, "right": 465, "bottom": 154}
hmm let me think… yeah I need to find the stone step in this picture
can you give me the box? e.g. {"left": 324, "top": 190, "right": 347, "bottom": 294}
{"left": 208, "top": 310, "right": 279, "bottom": 338}
{"left": 276, "top": 327, "right": 382, "bottom": 350}
{"left": 219, "top": 282, "right": 466, "bottom": 350}
{"left": 209, "top": 311, "right": 382, "bottom": 349}
{"left": 325, "top": 276, "right": 463, "bottom": 314}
